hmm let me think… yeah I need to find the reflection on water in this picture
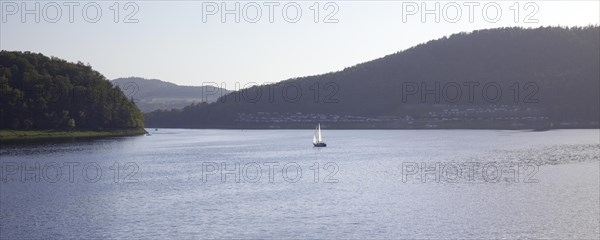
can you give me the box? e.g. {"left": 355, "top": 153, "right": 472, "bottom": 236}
{"left": 1, "top": 129, "right": 599, "bottom": 239}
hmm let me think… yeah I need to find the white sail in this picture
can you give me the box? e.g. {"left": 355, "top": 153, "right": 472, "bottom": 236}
{"left": 317, "top": 123, "right": 323, "bottom": 142}
{"left": 313, "top": 124, "right": 318, "bottom": 144}
{"left": 312, "top": 123, "right": 326, "bottom": 146}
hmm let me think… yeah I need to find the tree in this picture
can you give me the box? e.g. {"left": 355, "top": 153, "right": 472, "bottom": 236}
{"left": 67, "top": 118, "right": 76, "bottom": 129}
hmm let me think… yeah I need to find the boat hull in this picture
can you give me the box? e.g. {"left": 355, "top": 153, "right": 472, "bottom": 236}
{"left": 313, "top": 142, "right": 327, "bottom": 147}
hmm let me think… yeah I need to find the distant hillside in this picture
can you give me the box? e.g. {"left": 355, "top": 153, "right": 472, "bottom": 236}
{"left": 0, "top": 51, "right": 144, "bottom": 130}
{"left": 112, "top": 77, "right": 230, "bottom": 112}
{"left": 146, "top": 26, "right": 600, "bottom": 129}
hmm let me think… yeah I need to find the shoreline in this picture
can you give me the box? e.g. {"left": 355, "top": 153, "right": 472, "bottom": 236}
{"left": 0, "top": 128, "right": 147, "bottom": 142}
{"left": 144, "top": 126, "right": 599, "bottom": 130}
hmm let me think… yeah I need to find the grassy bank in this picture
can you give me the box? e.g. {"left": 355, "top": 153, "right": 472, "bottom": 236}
{"left": 0, "top": 128, "right": 147, "bottom": 142}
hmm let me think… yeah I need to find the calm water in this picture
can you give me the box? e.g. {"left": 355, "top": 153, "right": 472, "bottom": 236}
{"left": 1, "top": 129, "right": 599, "bottom": 239}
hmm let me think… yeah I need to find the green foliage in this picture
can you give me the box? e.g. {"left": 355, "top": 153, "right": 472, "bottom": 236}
{"left": 0, "top": 51, "right": 144, "bottom": 130}
{"left": 67, "top": 118, "right": 76, "bottom": 129}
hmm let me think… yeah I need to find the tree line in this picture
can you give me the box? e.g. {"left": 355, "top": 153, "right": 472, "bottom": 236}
{"left": 0, "top": 51, "right": 144, "bottom": 130}
{"left": 145, "top": 26, "right": 599, "bottom": 128}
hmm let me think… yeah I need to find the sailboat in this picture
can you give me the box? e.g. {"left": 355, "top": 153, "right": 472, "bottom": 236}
{"left": 313, "top": 123, "right": 327, "bottom": 147}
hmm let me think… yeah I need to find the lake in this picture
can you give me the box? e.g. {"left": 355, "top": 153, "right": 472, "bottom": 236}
{"left": 1, "top": 129, "right": 599, "bottom": 239}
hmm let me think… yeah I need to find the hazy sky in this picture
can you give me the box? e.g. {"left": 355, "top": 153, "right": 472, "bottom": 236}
{"left": 1, "top": 1, "right": 598, "bottom": 89}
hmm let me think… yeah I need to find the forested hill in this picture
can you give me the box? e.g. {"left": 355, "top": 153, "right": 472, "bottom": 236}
{"left": 146, "top": 26, "right": 599, "bottom": 129}
{"left": 112, "top": 77, "right": 230, "bottom": 112}
{"left": 0, "top": 51, "right": 144, "bottom": 130}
